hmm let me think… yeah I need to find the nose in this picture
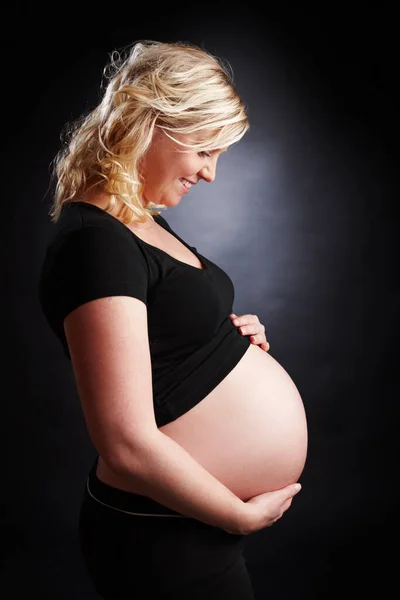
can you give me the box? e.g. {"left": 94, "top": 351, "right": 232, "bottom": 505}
{"left": 198, "top": 162, "right": 216, "bottom": 183}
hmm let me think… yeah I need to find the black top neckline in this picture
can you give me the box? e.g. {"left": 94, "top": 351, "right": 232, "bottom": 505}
{"left": 69, "top": 201, "right": 209, "bottom": 272}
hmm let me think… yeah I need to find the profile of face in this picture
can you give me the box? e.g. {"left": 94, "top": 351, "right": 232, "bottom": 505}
{"left": 139, "top": 127, "right": 228, "bottom": 207}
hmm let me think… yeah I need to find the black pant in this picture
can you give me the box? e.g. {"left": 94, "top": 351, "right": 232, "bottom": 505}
{"left": 78, "top": 457, "right": 256, "bottom": 599}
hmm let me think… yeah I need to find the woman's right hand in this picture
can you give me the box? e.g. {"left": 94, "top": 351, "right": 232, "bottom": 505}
{"left": 225, "top": 483, "right": 302, "bottom": 535}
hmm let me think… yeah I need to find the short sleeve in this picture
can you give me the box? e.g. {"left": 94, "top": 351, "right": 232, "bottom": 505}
{"left": 38, "top": 224, "right": 149, "bottom": 357}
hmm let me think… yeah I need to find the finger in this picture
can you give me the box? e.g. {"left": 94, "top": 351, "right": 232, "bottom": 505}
{"left": 231, "top": 316, "right": 266, "bottom": 342}
{"left": 250, "top": 337, "right": 270, "bottom": 351}
{"left": 281, "top": 483, "right": 301, "bottom": 500}
{"left": 281, "top": 497, "right": 294, "bottom": 511}
{"left": 240, "top": 314, "right": 259, "bottom": 324}
{"left": 250, "top": 334, "right": 267, "bottom": 343}
{"left": 292, "top": 484, "right": 302, "bottom": 495}
{"left": 230, "top": 314, "right": 242, "bottom": 325}
{"left": 231, "top": 314, "right": 258, "bottom": 326}
{"left": 268, "top": 519, "right": 278, "bottom": 527}
{"left": 239, "top": 324, "right": 261, "bottom": 336}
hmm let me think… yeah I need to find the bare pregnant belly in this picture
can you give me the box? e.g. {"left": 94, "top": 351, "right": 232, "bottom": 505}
{"left": 97, "top": 343, "right": 308, "bottom": 502}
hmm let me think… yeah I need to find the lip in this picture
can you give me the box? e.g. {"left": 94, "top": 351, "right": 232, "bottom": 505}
{"left": 178, "top": 178, "right": 193, "bottom": 194}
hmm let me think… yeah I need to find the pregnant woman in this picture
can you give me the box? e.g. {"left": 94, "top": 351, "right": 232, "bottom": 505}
{"left": 38, "top": 40, "right": 307, "bottom": 599}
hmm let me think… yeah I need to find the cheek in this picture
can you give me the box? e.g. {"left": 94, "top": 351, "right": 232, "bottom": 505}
{"left": 181, "top": 157, "right": 201, "bottom": 175}
{"left": 146, "top": 165, "right": 169, "bottom": 187}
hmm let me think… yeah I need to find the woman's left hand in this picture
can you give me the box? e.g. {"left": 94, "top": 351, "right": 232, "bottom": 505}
{"left": 229, "top": 313, "right": 270, "bottom": 352}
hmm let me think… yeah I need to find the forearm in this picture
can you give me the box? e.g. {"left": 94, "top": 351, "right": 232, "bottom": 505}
{"left": 111, "top": 430, "right": 248, "bottom": 533}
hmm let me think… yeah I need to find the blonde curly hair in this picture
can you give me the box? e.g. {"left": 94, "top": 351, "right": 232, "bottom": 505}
{"left": 48, "top": 39, "right": 250, "bottom": 226}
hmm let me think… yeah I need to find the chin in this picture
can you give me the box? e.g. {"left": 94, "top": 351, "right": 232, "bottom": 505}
{"left": 165, "top": 197, "right": 183, "bottom": 207}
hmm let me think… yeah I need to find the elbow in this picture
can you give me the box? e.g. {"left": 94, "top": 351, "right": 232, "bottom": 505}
{"left": 105, "top": 430, "right": 162, "bottom": 476}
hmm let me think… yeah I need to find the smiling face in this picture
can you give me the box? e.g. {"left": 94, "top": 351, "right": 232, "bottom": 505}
{"left": 139, "top": 127, "right": 228, "bottom": 207}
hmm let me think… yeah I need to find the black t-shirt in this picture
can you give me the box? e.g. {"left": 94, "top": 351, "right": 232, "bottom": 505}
{"left": 38, "top": 201, "right": 250, "bottom": 427}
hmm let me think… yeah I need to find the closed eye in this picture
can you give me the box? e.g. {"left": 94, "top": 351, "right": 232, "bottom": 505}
{"left": 198, "top": 151, "right": 211, "bottom": 158}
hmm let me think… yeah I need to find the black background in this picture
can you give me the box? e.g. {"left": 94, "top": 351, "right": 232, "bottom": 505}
{"left": 2, "top": 5, "right": 399, "bottom": 599}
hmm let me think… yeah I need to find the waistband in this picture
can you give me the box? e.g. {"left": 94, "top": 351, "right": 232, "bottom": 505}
{"left": 86, "top": 455, "right": 189, "bottom": 518}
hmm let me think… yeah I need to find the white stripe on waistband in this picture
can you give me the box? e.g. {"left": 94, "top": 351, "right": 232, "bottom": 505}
{"left": 86, "top": 478, "right": 189, "bottom": 518}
